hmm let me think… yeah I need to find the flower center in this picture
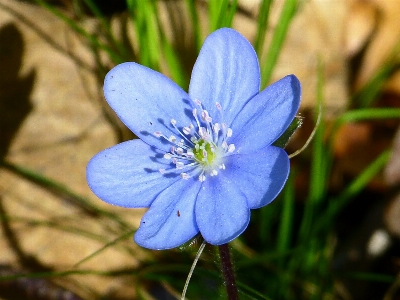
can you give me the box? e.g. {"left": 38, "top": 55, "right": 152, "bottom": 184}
{"left": 153, "top": 99, "right": 235, "bottom": 182}
{"left": 193, "top": 139, "right": 217, "bottom": 166}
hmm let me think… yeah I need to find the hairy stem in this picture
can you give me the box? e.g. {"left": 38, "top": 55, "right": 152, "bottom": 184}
{"left": 218, "top": 244, "right": 238, "bottom": 300}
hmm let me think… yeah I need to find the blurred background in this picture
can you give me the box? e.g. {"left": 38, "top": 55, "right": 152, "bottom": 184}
{"left": 0, "top": 0, "right": 399, "bottom": 299}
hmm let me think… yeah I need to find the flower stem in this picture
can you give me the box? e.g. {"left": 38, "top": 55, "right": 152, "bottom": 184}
{"left": 218, "top": 243, "right": 238, "bottom": 300}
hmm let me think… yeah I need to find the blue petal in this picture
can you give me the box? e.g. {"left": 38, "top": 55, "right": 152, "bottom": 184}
{"left": 230, "top": 75, "right": 301, "bottom": 154}
{"left": 104, "top": 62, "right": 193, "bottom": 152}
{"left": 189, "top": 28, "right": 260, "bottom": 127}
{"left": 224, "top": 146, "right": 289, "bottom": 209}
{"left": 134, "top": 178, "right": 202, "bottom": 250}
{"left": 195, "top": 175, "right": 250, "bottom": 245}
{"left": 86, "top": 139, "right": 183, "bottom": 208}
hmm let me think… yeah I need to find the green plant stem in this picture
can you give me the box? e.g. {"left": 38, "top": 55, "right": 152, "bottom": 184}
{"left": 254, "top": 0, "right": 273, "bottom": 55}
{"left": 261, "top": 0, "right": 298, "bottom": 86}
{"left": 218, "top": 244, "right": 238, "bottom": 300}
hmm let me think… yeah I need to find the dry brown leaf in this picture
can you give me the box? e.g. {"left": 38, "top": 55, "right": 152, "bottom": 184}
{"left": 384, "top": 126, "right": 400, "bottom": 237}
{"left": 384, "top": 193, "right": 400, "bottom": 238}
{"left": 345, "top": 0, "right": 378, "bottom": 57}
{"left": 269, "top": 0, "right": 349, "bottom": 115}
{"left": 384, "top": 126, "right": 400, "bottom": 186}
{"left": 333, "top": 121, "right": 392, "bottom": 190}
{"left": 0, "top": 0, "right": 141, "bottom": 297}
{"left": 354, "top": 0, "right": 400, "bottom": 90}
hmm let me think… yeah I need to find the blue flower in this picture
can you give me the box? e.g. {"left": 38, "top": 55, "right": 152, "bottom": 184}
{"left": 86, "top": 28, "right": 301, "bottom": 250}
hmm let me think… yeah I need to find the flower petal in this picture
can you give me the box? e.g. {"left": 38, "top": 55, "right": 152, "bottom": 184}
{"left": 134, "top": 178, "right": 201, "bottom": 250}
{"left": 224, "top": 146, "right": 290, "bottom": 209}
{"left": 195, "top": 176, "right": 250, "bottom": 245}
{"left": 189, "top": 28, "right": 260, "bottom": 127}
{"left": 104, "top": 62, "right": 193, "bottom": 152}
{"left": 230, "top": 75, "right": 301, "bottom": 154}
{"left": 86, "top": 139, "right": 183, "bottom": 208}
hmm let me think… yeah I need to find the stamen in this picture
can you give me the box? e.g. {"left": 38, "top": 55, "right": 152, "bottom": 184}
{"left": 169, "top": 119, "right": 195, "bottom": 147}
{"left": 178, "top": 139, "right": 185, "bottom": 147}
{"left": 155, "top": 99, "right": 234, "bottom": 183}
{"left": 213, "top": 123, "right": 220, "bottom": 134}
{"left": 199, "top": 174, "right": 206, "bottom": 182}
{"left": 201, "top": 110, "right": 212, "bottom": 123}
{"left": 192, "top": 108, "right": 202, "bottom": 131}
{"left": 199, "top": 127, "right": 208, "bottom": 139}
{"left": 181, "top": 173, "right": 190, "bottom": 180}
{"left": 169, "top": 135, "right": 177, "bottom": 143}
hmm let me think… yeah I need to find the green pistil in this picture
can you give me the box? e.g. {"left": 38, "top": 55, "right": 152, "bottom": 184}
{"left": 193, "top": 139, "right": 216, "bottom": 165}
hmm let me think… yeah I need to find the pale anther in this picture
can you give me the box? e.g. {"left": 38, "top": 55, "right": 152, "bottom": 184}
{"left": 181, "top": 173, "right": 190, "bottom": 180}
{"left": 213, "top": 123, "right": 220, "bottom": 133}
{"left": 199, "top": 127, "right": 207, "bottom": 138}
{"left": 201, "top": 111, "right": 212, "bottom": 122}
{"left": 157, "top": 98, "right": 233, "bottom": 182}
